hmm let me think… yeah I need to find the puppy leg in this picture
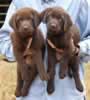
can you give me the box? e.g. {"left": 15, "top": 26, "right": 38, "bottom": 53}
{"left": 59, "top": 39, "right": 75, "bottom": 79}
{"left": 21, "top": 67, "right": 37, "bottom": 97}
{"left": 35, "top": 50, "right": 49, "bottom": 80}
{"left": 72, "top": 56, "right": 83, "bottom": 92}
{"left": 47, "top": 49, "right": 56, "bottom": 94}
{"left": 15, "top": 64, "right": 23, "bottom": 97}
{"left": 59, "top": 57, "right": 69, "bottom": 79}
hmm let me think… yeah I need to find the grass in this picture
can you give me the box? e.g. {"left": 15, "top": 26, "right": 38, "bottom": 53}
{"left": 0, "top": 55, "right": 90, "bottom": 100}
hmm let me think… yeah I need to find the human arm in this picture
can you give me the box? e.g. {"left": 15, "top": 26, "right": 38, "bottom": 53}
{"left": 76, "top": 0, "right": 90, "bottom": 62}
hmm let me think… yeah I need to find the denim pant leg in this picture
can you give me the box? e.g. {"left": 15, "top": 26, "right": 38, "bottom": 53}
{"left": 0, "top": 36, "right": 15, "bottom": 61}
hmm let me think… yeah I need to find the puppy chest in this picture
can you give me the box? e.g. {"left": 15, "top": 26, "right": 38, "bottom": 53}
{"left": 51, "top": 37, "right": 66, "bottom": 49}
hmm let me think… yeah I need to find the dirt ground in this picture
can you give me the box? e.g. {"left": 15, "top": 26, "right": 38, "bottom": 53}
{"left": 0, "top": 58, "right": 90, "bottom": 100}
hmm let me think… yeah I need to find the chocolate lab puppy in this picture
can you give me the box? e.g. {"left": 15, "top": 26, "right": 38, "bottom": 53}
{"left": 9, "top": 7, "right": 49, "bottom": 97}
{"left": 41, "top": 7, "right": 83, "bottom": 94}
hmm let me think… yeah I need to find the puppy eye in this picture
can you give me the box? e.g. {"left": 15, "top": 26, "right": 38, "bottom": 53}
{"left": 17, "top": 17, "right": 23, "bottom": 22}
{"left": 27, "top": 17, "right": 31, "bottom": 20}
{"left": 47, "top": 16, "right": 51, "bottom": 22}
{"left": 19, "top": 18, "right": 23, "bottom": 21}
{"left": 28, "top": 15, "right": 33, "bottom": 20}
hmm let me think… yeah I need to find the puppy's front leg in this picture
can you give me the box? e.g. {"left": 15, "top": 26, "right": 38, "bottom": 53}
{"left": 21, "top": 67, "right": 37, "bottom": 96}
{"left": 59, "top": 38, "right": 75, "bottom": 79}
{"left": 72, "top": 56, "right": 83, "bottom": 92}
{"left": 15, "top": 64, "right": 23, "bottom": 97}
{"left": 47, "top": 48, "right": 56, "bottom": 94}
{"left": 35, "top": 50, "right": 49, "bottom": 81}
{"left": 59, "top": 53, "right": 69, "bottom": 79}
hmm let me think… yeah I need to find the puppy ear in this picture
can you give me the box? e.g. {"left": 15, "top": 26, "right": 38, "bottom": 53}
{"left": 40, "top": 8, "right": 53, "bottom": 23}
{"left": 32, "top": 11, "right": 41, "bottom": 28}
{"left": 62, "top": 13, "right": 72, "bottom": 32}
{"left": 9, "top": 13, "right": 17, "bottom": 30}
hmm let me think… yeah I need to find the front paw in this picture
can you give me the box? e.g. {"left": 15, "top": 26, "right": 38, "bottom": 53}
{"left": 15, "top": 89, "right": 21, "bottom": 97}
{"left": 59, "top": 71, "right": 67, "bottom": 79}
{"left": 47, "top": 80, "right": 55, "bottom": 94}
{"left": 59, "top": 65, "right": 68, "bottom": 79}
{"left": 40, "top": 73, "right": 50, "bottom": 81}
{"left": 76, "top": 82, "right": 84, "bottom": 92}
{"left": 21, "top": 88, "right": 29, "bottom": 97}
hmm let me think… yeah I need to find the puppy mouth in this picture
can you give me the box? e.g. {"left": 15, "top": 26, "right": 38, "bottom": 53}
{"left": 18, "top": 30, "right": 33, "bottom": 38}
{"left": 21, "top": 28, "right": 34, "bottom": 34}
{"left": 23, "top": 30, "right": 33, "bottom": 33}
{"left": 48, "top": 27, "right": 60, "bottom": 33}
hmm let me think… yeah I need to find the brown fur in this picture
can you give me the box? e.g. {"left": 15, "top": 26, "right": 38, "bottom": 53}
{"left": 9, "top": 7, "right": 49, "bottom": 97}
{"left": 41, "top": 7, "right": 83, "bottom": 94}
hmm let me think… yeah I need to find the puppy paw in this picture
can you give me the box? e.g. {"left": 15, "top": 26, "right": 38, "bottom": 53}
{"left": 47, "top": 81, "right": 54, "bottom": 94}
{"left": 76, "top": 83, "right": 83, "bottom": 92}
{"left": 40, "top": 73, "right": 50, "bottom": 81}
{"left": 59, "top": 72, "right": 66, "bottom": 79}
{"left": 47, "top": 86, "right": 54, "bottom": 94}
{"left": 21, "top": 89, "right": 28, "bottom": 97}
{"left": 15, "top": 90, "right": 21, "bottom": 97}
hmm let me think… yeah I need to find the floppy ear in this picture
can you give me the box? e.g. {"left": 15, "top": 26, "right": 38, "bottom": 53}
{"left": 40, "top": 8, "right": 53, "bottom": 23}
{"left": 62, "top": 13, "right": 72, "bottom": 32}
{"left": 9, "top": 13, "right": 17, "bottom": 30}
{"left": 32, "top": 11, "right": 41, "bottom": 28}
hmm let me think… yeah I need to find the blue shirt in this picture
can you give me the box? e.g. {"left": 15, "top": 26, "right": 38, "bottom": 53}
{"left": 0, "top": 0, "right": 90, "bottom": 100}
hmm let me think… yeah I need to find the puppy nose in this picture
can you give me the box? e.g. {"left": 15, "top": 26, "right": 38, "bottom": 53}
{"left": 23, "top": 25, "right": 28, "bottom": 30}
{"left": 51, "top": 23, "right": 57, "bottom": 28}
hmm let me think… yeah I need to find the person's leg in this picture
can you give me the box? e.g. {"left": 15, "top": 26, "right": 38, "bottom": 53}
{"left": 0, "top": 36, "right": 15, "bottom": 61}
